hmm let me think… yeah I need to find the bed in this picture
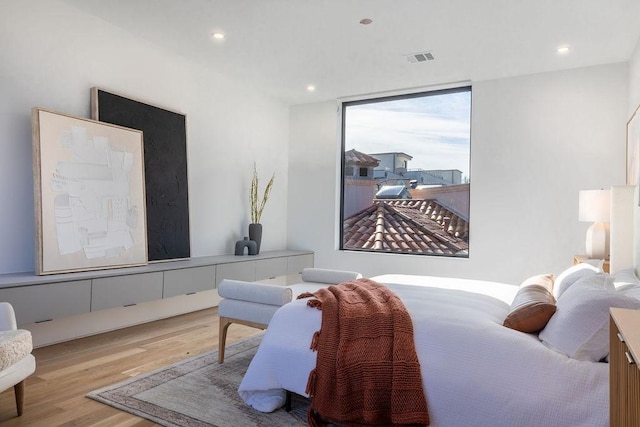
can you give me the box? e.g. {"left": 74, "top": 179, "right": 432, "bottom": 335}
{"left": 238, "top": 187, "right": 640, "bottom": 426}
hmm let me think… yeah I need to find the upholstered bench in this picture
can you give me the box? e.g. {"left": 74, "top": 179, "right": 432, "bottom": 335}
{"left": 217, "top": 268, "right": 362, "bottom": 363}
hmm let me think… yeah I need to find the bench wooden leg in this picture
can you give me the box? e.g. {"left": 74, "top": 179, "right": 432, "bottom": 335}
{"left": 14, "top": 380, "right": 24, "bottom": 416}
{"left": 218, "top": 316, "right": 267, "bottom": 363}
{"left": 218, "top": 317, "right": 232, "bottom": 364}
{"left": 285, "top": 390, "right": 292, "bottom": 412}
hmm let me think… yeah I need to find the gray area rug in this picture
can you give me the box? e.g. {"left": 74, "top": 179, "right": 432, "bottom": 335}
{"left": 87, "top": 335, "right": 308, "bottom": 426}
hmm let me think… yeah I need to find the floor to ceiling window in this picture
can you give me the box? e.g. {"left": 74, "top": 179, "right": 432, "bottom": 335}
{"left": 340, "top": 86, "right": 471, "bottom": 257}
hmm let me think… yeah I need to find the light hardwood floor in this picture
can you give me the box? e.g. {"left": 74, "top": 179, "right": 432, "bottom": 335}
{"left": 0, "top": 308, "right": 260, "bottom": 426}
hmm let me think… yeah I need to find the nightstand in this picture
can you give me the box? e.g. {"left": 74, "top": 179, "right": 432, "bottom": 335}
{"left": 610, "top": 308, "right": 640, "bottom": 426}
{"left": 572, "top": 255, "right": 610, "bottom": 273}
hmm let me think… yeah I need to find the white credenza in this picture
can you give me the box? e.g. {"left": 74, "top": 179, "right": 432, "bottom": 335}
{"left": 0, "top": 280, "right": 93, "bottom": 325}
{"left": 0, "top": 250, "right": 313, "bottom": 346}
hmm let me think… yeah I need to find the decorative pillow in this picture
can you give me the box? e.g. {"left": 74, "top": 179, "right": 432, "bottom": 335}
{"left": 553, "top": 263, "right": 601, "bottom": 299}
{"left": 503, "top": 274, "right": 556, "bottom": 333}
{"left": 538, "top": 275, "right": 640, "bottom": 362}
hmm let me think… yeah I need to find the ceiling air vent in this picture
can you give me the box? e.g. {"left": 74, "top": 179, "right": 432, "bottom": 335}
{"left": 406, "top": 51, "right": 434, "bottom": 63}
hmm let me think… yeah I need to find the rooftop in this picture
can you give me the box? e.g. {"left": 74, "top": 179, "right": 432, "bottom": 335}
{"left": 343, "top": 199, "right": 468, "bottom": 256}
{"left": 344, "top": 149, "right": 381, "bottom": 167}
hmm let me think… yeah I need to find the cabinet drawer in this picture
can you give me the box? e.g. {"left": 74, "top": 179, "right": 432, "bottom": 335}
{"left": 287, "top": 254, "right": 314, "bottom": 275}
{"left": 91, "top": 272, "right": 163, "bottom": 311}
{"left": 216, "top": 261, "right": 256, "bottom": 285}
{"left": 163, "top": 266, "right": 216, "bottom": 298}
{"left": 0, "top": 280, "right": 91, "bottom": 324}
{"left": 255, "top": 258, "right": 287, "bottom": 281}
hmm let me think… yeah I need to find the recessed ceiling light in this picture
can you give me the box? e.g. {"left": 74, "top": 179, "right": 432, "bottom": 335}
{"left": 306, "top": 85, "right": 316, "bottom": 93}
{"left": 557, "top": 46, "right": 570, "bottom": 54}
{"left": 211, "top": 32, "right": 225, "bottom": 40}
{"left": 359, "top": 18, "right": 373, "bottom": 25}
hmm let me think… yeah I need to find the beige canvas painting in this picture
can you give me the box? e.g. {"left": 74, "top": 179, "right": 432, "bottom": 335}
{"left": 32, "top": 108, "right": 148, "bottom": 275}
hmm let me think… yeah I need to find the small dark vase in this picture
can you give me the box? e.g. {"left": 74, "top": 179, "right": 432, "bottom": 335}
{"left": 248, "top": 223, "right": 262, "bottom": 254}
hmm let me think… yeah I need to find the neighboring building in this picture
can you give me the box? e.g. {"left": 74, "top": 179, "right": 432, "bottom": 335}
{"left": 404, "top": 169, "right": 463, "bottom": 185}
{"left": 409, "top": 183, "right": 470, "bottom": 218}
{"left": 370, "top": 152, "right": 463, "bottom": 186}
{"left": 343, "top": 149, "right": 380, "bottom": 218}
{"left": 371, "top": 152, "right": 413, "bottom": 177}
{"left": 343, "top": 150, "right": 470, "bottom": 255}
{"left": 344, "top": 149, "right": 379, "bottom": 179}
{"left": 343, "top": 198, "right": 469, "bottom": 256}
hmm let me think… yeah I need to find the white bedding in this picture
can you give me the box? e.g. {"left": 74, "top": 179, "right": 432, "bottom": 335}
{"left": 238, "top": 274, "right": 609, "bottom": 426}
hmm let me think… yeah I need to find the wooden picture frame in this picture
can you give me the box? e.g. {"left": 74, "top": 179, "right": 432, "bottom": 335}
{"left": 32, "top": 108, "right": 148, "bottom": 275}
{"left": 627, "top": 103, "right": 640, "bottom": 186}
{"left": 91, "top": 88, "right": 190, "bottom": 262}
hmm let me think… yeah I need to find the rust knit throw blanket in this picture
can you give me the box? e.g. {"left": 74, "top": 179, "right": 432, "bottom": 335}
{"left": 298, "top": 278, "right": 429, "bottom": 427}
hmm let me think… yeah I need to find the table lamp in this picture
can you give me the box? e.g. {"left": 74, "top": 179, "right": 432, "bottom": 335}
{"left": 578, "top": 189, "right": 610, "bottom": 259}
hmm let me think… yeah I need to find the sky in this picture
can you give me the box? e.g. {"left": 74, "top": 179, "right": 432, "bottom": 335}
{"left": 344, "top": 90, "right": 471, "bottom": 181}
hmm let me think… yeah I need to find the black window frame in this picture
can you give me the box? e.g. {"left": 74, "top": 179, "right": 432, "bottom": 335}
{"left": 339, "top": 85, "right": 472, "bottom": 257}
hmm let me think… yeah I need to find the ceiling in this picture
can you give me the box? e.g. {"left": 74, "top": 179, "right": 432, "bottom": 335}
{"left": 61, "top": 0, "right": 640, "bottom": 105}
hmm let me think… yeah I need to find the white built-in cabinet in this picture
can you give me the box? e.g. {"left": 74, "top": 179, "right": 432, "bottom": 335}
{"left": 0, "top": 250, "right": 313, "bottom": 326}
{"left": 91, "top": 272, "right": 164, "bottom": 312}
{"left": 0, "top": 280, "right": 92, "bottom": 325}
{"left": 163, "top": 265, "right": 216, "bottom": 298}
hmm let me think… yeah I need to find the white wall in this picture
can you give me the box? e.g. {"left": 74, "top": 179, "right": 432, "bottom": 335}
{"left": 0, "top": 1, "right": 635, "bottom": 286}
{"left": 629, "top": 37, "right": 640, "bottom": 115}
{"left": 0, "top": 1, "right": 290, "bottom": 274}
{"left": 628, "top": 36, "right": 640, "bottom": 271}
{"left": 288, "top": 63, "right": 628, "bottom": 285}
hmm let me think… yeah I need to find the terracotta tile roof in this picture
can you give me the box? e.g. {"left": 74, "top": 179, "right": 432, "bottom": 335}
{"left": 344, "top": 149, "right": 380, "bottom": 166}
{"left": 343, "top": 199, "right": 469, "bottom": 256}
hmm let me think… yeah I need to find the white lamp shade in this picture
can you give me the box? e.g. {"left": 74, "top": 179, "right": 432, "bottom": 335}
{"left": 579, "top": 189, "right": 611, "bottom": 223}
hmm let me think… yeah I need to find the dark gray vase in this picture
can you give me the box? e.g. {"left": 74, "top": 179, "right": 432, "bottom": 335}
{"left": 248, "top": 223, "right": 262, "bottom": 254}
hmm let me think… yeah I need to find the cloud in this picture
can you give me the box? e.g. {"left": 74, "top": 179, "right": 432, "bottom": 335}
{"left": 344, "top": 91, "right": 471, "bottom": 178}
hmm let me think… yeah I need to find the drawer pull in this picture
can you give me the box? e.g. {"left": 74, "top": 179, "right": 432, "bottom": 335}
{"left": 123, "top": 303, "right": 137, "bottom": 307}
{"left": 625, "top": 351, "right": 635, "bottom": 365}
{"left": 617, "top": 332, "right": 625, "bottom": 343}
{"left": 35, "top": 319, "right": 53, "bottom": 324}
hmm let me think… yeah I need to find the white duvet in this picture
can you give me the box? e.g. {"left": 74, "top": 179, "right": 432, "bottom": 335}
{"left": 238, "top": 274, "right": 609, "bottom": 426}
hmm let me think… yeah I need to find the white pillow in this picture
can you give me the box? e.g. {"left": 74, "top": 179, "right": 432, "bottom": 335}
{"left": 553, "top": 263, "right": 601, "bottom": 299}
{"left": 539, "top": 275, "right": 640, "bottom": 362}
{"left": 557, "top": 273, "right": 614, "bottom": 294}
{"left": 582, "top": 258, "right": 605, "bottom": 270}
{"left": 613, "top": 268, "right": 640, "bottom": 301}
{"left": 616, "top": 285, "right": 640, "bottom": 301}
{"left": 612, "top": 267, "right": 640, "bottom": 287}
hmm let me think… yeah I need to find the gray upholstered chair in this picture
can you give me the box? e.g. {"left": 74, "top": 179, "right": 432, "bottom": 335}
{"left": 0, "top": 302, "right": 36, "bottom": 416}
{"left": 217, "top": 268, "right": 362, "bottom": 363}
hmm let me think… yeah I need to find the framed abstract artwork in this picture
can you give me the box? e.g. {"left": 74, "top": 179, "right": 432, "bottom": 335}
{"left": 627, "top": 103, "right": 640, "bottom": 186}
{"left": 31, "top": 108, "right": 148, "bottom": 275}
{"left": 91, "top": 88, "right": 190, "bottom": 262}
